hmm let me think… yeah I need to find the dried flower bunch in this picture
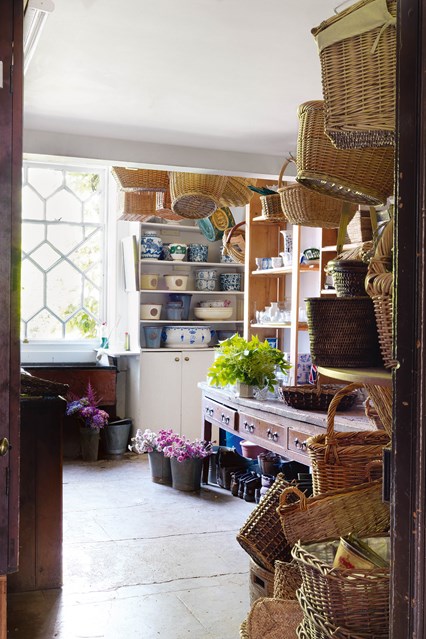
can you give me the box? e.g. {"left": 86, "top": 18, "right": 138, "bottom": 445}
{"left": 130, "top": 428, "right": 212, "bottom": 461}
{"left": 66, "top": 382, "right": 109, "bottom": 430}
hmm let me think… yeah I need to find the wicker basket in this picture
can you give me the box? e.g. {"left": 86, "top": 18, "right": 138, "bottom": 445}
{"left": 279, "top": 383, "right": 357, "bottom": 412}
{"left": 327, "top": 259, "right": 368, "bottom": 297}
{"left": 296, "top": 101, "right": 394, "bottom": 206}
{"left": 20, "top": 371, "right": 69, "bottom": 397}
{"left": 278, "top": 158, "right": 355, "bottom": 228}
{"left": 154, "top": 189, "right": 185, "bottom": 221}
{"left": 111, "top": 167, "right": 168, "bottom": 192}
{"left": 170, "top": 172, "right": 227, "bottom": 219}
{"left": 222, "top": 221, "right": 245, "bottom": 264}
{"left": 219, "top": 176, "right": 255, "bottom": 207}
{"left": 118, "top": 191, "right": 157, "bottom": 221}
{"left": 364, "top": 384, "right": 393, "bottom": 436}
{"left": 249, "top": 558, "right": 275, "bottom": 604}
{"left": 346, "top": 208, "right": 374, "bottom": 243}
{"left": 312, "top": 0, "right": 396, "bottom": 150}
{"left": 291, "top": 536, "right": 390, "bottom": 635}
{"left": 277, "top": 479, "right": 389, "bottom": 547}
{"left": 260, "top": 193, "right": 286, "bottom": 221}
{"left": 247, "top": 597, "right": 304, "bottom": 639}
{"left": 236, "top": 473, "right": 292, "bottom": 572}
{"left": 306, "top": 383, "right": 390, "bottom": 495}
{"left": 305, "top": 297, "right": 382, "bottom": 368}
{"left": 239, "top": 619, "right": 249, "bottom": 639}
{"left": 273, "top": 560, "right": 302, "bottom": 600}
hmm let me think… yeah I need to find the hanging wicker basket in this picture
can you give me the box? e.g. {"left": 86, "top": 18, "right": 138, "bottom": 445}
{"left": 222, "top": 221, "right": 245, "bottom": 264}
{"left": 312, "top": 0, "right": 397, "bottom": 150}
{"left": 170, "top": 172, "right": 227, "bottom": 219}
{"left": 118, "top": 191, "right": 157, "bottom": 221}
{"left": 111, "top": 167, "right": 168, "bottom": 192}
{"left": 260, "top": 193, "right": 286, "bottom": 221}
{"left": 278, "top": 158, "right": 355, "bottom": 228}
{"left": 296, "top": 101, "right": 394, "bottom": 206}
{"left": 219, "top": 176, "right": 256, "bottom": 207}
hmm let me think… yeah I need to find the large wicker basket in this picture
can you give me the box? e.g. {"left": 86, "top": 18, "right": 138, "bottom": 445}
{"left": 305, "top": 297, "right": 382, "bottom": 368}
{"left": 306, "top": 383, "right": 390, "bottom": 495}
{"left": 312, "top": 0, "right": 396, "bottom": 150}
{"left": 296, "top": 101, "right": 394, "bottom": 206}
{"left": 273, "top": 560, "right": 302, "bottom": 600}
{"left": 236, "top": 473, "right": 292, "bottom": 572}
{"left": 291, "top": 536, "right": 390, "bottom": 636}
{"left": 278, "top": 158, "right": 355, "bottom": 228}
{"left": 118, "top": 191, "right": 156, "bottom": 221}
{"left": 111, "top": 167, "right": 168, "bottom": 192}
{"left": 277, "top": 480, "right": 389, "bottom": 547}
{"left": 219, "top": 176, "right": 255, "bottom": 207}
{"left": 170, "top": 172, "right": 227, "bottom": 219}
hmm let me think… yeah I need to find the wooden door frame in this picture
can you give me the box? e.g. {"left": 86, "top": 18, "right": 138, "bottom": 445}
{"left": 392, "top": 0, "right": 426, "bottom": 635}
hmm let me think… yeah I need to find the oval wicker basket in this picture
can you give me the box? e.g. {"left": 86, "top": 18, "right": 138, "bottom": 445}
{"left": 306, "top": 383, "right": 390, "bottom": 495}
{"left": 170, "top": 172, "right": 227, "bottom": 219}
{"left": 278, "top": 158, "right": 355, "bottom": 228}
{"left": 312, "top": 0, "right": 397, "bottom": 150}
{"left": 296, "top": 101, "right": 395, "bottom": 206}
{"left": 219, "top": 176, "right": 255, "bottom": 207}
{"left": 111, "top": 167, "right": 168, "bottom": 192}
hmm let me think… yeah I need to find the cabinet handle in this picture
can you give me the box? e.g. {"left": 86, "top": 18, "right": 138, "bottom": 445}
{"left": 221, "top": 414, "right": 230, "bottom": 425}
{"left": 209, "top": 408, "right": 214, "bottom": 417}
{"left": 184, "top": 356, "right": 189, "bottom": 361}
{"left": 175, "top": 357, "right": 180, "bottom": 362}
{"left": 243, "top": 420, "right": 249, "bottom": 431}
{"left": 272, "top": 432, "right": 279, "bottom": 442}
{"left": 249, "top": 423, "right": 255, "bottom": 433}
{"left": 267, "top": 428, "right": 273, "bottom": 440}
{"left": 294, "top": 438, "right": 307, "bottom": 450}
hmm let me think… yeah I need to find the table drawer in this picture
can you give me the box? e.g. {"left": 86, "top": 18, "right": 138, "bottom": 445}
{"left": 287, "top": 427, "right": 313, "bottom": 459}
{"left": 202, "top": 397, "right": 238, "bottom": 430}
{"left": 239, "top": 411, "right": 285, "bottom": 448}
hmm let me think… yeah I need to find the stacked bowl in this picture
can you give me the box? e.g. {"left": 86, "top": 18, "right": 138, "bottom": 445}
{"left": 195, "top": 269, "right": 217, "bottom": 291}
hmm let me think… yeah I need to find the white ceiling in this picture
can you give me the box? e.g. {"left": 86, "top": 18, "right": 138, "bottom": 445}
{"left": 23, "top": 0, "right": 340, "bottom": 176}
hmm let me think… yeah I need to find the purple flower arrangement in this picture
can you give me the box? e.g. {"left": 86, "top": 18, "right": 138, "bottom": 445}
{"left": 66, "top": 382, "right": 109, "bottom": 430}
{"left": 130, "top": 428, "right": 212, "bottom": 461}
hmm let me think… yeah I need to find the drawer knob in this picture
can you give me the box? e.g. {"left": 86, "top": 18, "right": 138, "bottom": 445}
{"left": 267, "top": 428, "right": 273, "bottom": 440}
{"left": 294, "top": 438, "right": 307, "bottom": 450}
{"left": 225, "top": 416, "right": 230, "bottom": 425}
{"left": 221, "top": 413, "right": 230, "bottom": 425}
{"left": 249, "top": 424, "right": 255, "bottom": 433}
{"left": 272, "top": 432, "right": 279, "bottom": 442}
{"left": 244, "top": 421, "right": 249, "bottom": 431}
{"left": 209, "top": 408, "right": 214, "bottom": 417}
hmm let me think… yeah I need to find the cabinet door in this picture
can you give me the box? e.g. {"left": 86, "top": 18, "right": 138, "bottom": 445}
{"left": 139, "top": 351, "right": 182, "bottom": 431}
{"left": 181, "top": 350, "right": 215, "bottom": 440}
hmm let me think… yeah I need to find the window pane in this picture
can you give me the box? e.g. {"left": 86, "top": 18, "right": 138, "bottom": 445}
{"left": 21, "top": 260, "right": 44, "bottom": 321}
{"left": 28, "top": 168, "right": 63, "bottom": 198}
{"left": 46, "top": 190, "right": 82, "bottom": 224}
{"left": 22, "top": 222, "right": 45, "bottom": 254}
{"left": 22, "top": 186, "right": 44, "bottom": 220}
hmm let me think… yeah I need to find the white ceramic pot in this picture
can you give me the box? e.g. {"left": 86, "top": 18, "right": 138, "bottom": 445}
{"left": 169, "top": 243, "right": 187, "bottom": 261}
{"left": 141, "top": 304, "right": 162, "bottom": 320}
{"left": 140, "top": 273, "right": 159, "bottom": 290}
{"left": 164, "top": 274, "right": 189, "bottom": 291}
{"left": 162, "top": 325, "right": 212, "bottom": 348}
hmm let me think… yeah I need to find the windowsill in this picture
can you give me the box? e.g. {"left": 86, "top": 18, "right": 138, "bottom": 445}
{"left": 21, "top": 342, "right": 100, "bottom": 365}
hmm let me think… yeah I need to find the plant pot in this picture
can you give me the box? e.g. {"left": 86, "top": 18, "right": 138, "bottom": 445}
{"left": 79, "top": 427, "right": 100, "bottom": 462}
{"left": 235, "top": 382, "right": 256, "bottom": 398}
{"left": 148, "top": 450, "right": 172, "bottom": 485}
{"left": 103, "top": 419, "right": 132, "bottom": 456}
{"left": 170, "top": 457, "right": 203, "bottom": 492}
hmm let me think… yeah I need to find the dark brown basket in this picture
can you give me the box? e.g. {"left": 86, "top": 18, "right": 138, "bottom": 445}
{"left": 328, "top": 260, "right": 368, "bottom": 297}
{"left": 305, "top": 297, "right": 382, "bottom": 368}
{"left": 280, "top": 383, "right": 357, "bottom": 412}
{"left": 236, "top": 473, "right": 292, "bottom": 572}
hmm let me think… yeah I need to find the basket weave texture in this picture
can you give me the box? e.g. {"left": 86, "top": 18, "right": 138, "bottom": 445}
{"left": 236, "top": 473, "right": 292, "bottom": 572}
{"left": 291, "top": 536, "right": 390, "bottom": 636}
{"left": 247, "top": 598, "right": 304, "bottom": 639}
{"left": 305, "top": 297, "right": 382, "bottom": 368}
{"left": 346, "top": 209, "right": 374, "bottom": 243}
{"left": 306, "top": 383, "right": 390, "bottom": 495}
{"left": 219, "top": 176, "right": 255, "bottom": 207}
{"left": 222, "top": 221, "right": 245, "bottom": 264}
{"left": 364, "top": 384, "right": 393, "bottom": 436}
{"left": 111, "top": 167, "right": 168, "bottom": 192}
{"left": 239, "top": 619, "right": 249, "bottom": 639}
{"left": 312, "top": 0, "right": 397, "bottom": 150}
{"left": 273, "top": 560, "right": 302, "bottom": 600}
{"left": 249, "top": 558, "right": 275, "bottom": 605}
{"left": 260, "top": 193, "right": 285, "bottom": 221}
{"left": 277, "top": 480, "right": 389, "bottom": 547}
{"left": 120, "top": 192, "right": 156, "bottom": 220}
{"left": 280, "top": 383, "right": 357, "bottom": 412}
{"left": 328, "top": 259, "right": 368, "bottom": 297}
{"left": 170, "top": 172, "right": 227, "bottom": 219}
{"left": 21, "top": 372, "right": 69, "bottom": 397}
{"left": 278, "top": 159, "right": 355, "bottom": 228}
{"left": 296, "top": 101, "right": 394, "bottom": 206}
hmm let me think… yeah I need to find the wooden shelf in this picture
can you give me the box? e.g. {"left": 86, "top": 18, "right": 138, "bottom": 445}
{"left": 252, "top": 215, "right": 287, "bottom": 224}
{"left": 139, "top": 289, "right": 244, "bottom": 294}
{"left": 140, "top": 319, "right": 244, "bottom": 325}
{"left": 321, "top": 243, "right": 363, "bottom": 252}
{"left": 140, "top": 261, "right": 244, "bottom": 269}
{"left": 250, "top": 322, "right": 309, "bottom": 330}
{"left": 140, "top": 222, "right": 201, "bottom": 232}
{"left": 317, "top": 366, "right": 392, "bottom": 387}
{"left": 251, "top": 263, "right": 319, "bottom": 276}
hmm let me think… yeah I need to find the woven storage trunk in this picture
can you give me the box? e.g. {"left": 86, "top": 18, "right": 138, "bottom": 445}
{"left": 111, "top": 167, "right": 168, "bottom": 192}
{"left": 296, "top": 101, "right": 394, "bottom": 206}
{"left": 118, "top": 191, "right": 156, "bottom": 221}
{"left": 280, "top": 383, "right": 357, "bottom": 412}
{"left": 260, "top": 193, "right": 286, "bottom": 221}
{"left": 291, "top": 536, "right": 390, "bottom": 636}
{"left": 312, "top": 0, "right": 397, "bottom": 150}
{"left": 305, "top": 296, "right": 382, "bottom": 367}
{"left": 306, "top": 383, "right": 390, "bottom": 495}
{"left": 278, "top": 159, "right": 356, "bottom": 228}
{"left": 249, "top": 558, "right": 275, "bottom": 604}
{"left": 277, "top": 481, "right": 389, "bottom": 547}
{"left": 236, "top": 473, "right": 292, "bottom": 572}
{"left": 219, "top": 176, "right": 255, "bottom": 207}
{"left": 273, "top": 560, "right": 302, "bottom": 600}
{"left": 170, "top": 172, "right": 227, "bottom": 219}
{"left": 327, "top": 259, "right": 368, "bottom": 297}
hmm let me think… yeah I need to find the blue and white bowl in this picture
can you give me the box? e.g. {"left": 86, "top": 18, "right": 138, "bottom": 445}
{"left": 195, "top": 278, "right": 216, "bottom": 291}
{"left": 196, "top": 269, "right": 217, "bottom": 280}
{"left": 188, "top": 243, "right": 208, "bottom": 262}
{"left": 162, "top": 325, "right": 212, "bottom": 348}
{"left": 141, "top": 231, "right": 163, "bottom": 260}
{"left": 219, "top": 272, "right": 242, "bottom": 291}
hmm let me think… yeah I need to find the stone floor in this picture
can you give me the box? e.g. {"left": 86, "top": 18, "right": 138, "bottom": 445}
{"left": 7, "top": 454, "right": 254, "bottom": 638}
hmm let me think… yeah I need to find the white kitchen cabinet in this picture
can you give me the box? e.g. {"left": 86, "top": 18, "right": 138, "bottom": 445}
{"left": 138, "top": 348, "right": 215, "bottom": 440}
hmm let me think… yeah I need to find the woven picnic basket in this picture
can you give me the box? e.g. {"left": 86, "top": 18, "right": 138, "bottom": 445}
{"left": 292, "top": 536, "right": 390, "bottom": 635}
{"left": 273, "top": 560, "right": 302, "bottom": 600}
{"left": 219, "top": 176, "right": 255, "bottom": 208}
{"left": 170, "top": 172, "right": 227, "bottom": 219}
{"left": 111, "top": 167, "right": 168, "bottom": 192}
{"left": 296, "top": 101, "right": 394, "bottom": 206}
{"left": 118, "top": 191, "right": 156, "bottom": 221}
{"left": 306, "top": 383, "right": 390, "bottom": 495}
{"left": 222, "top": 220, "right": 245, "bottom": 264}
{"left": 277, "top": 478, "right": 389, "bottom": 547}
{"left": 305, "top": 297, "right": 382, "bottom": 368}
{"left": 236, "top": 473, "right": 292, "bottom": 572}
{"left": 312, "top": 0, "right": 397, "bottom": 150}
{"left": 278, "top": 158, "right": 356, "bottom": 228}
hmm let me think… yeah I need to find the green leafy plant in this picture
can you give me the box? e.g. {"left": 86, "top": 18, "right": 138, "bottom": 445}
{"left": 207, "top": 334, "right": 291, "bottom": 391}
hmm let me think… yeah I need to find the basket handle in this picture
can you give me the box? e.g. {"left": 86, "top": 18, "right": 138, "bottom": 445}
{"left": 278, "top": 155, "right": 296, "bottom": 190}
{"left": 278, "top": 485, "right": 308, "bottom": 510}
{"left": 225, "top": 220, "right": 245, "bottom": 243}
{"left": 365, "top": 459, "right": 383, "bottom": 482}
{"left": 324, "top": 383, "right": 363, "bottom": 463}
